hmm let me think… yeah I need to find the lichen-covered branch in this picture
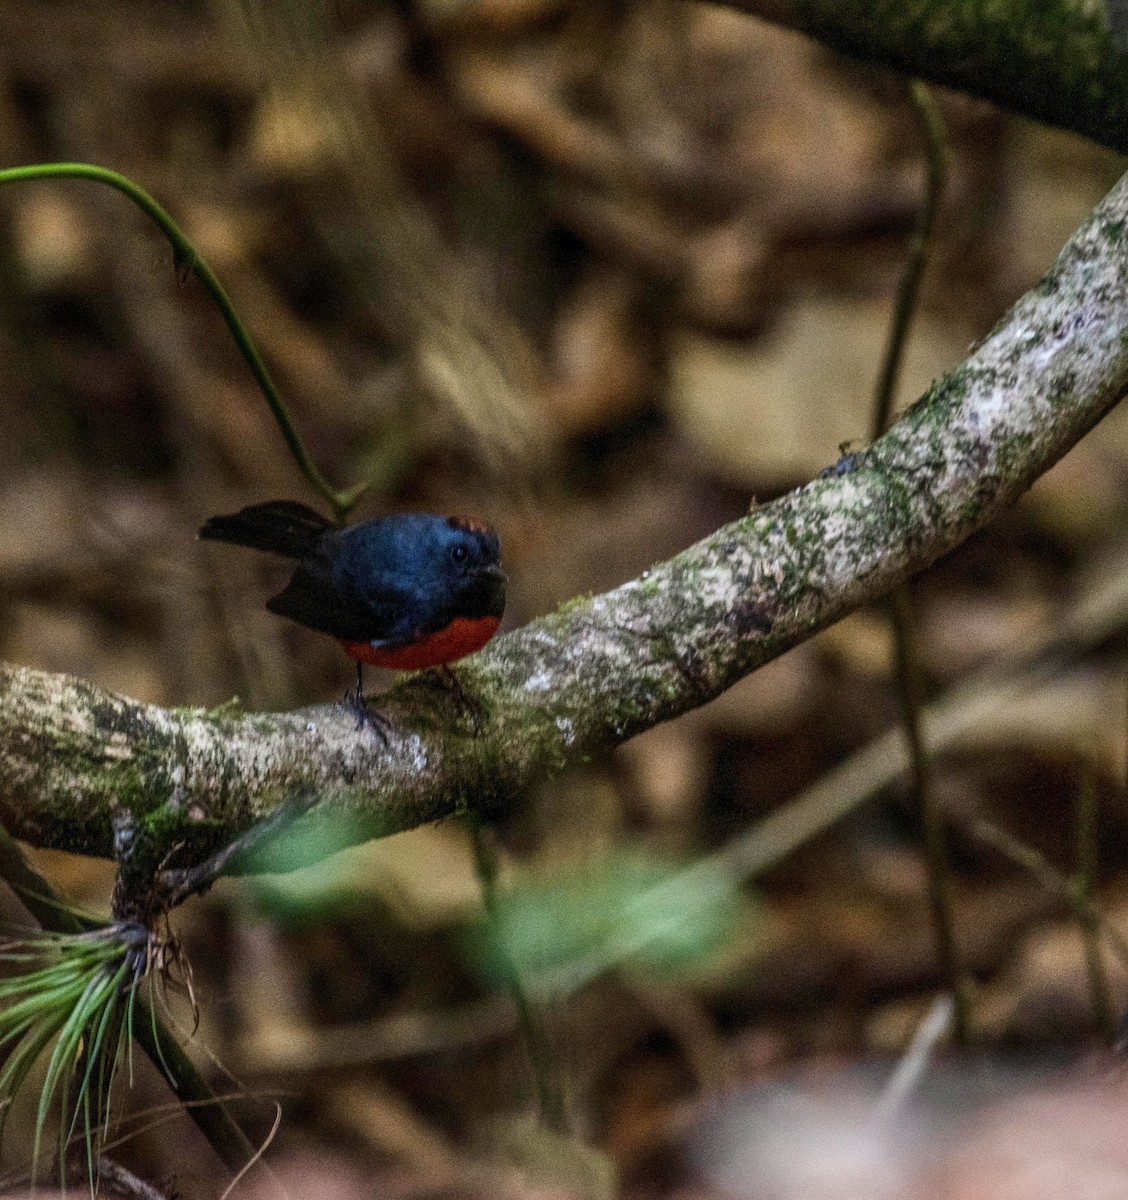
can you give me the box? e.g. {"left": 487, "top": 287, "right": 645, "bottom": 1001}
{"left": 718, "top": 0, "right": 1128, "bottom": 155}
{"left": 5, "top": 169, "right": 1128, "bottom": 877}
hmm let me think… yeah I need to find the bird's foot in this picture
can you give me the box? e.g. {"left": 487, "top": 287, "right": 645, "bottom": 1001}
{"left": 426, "top": 665, "right": 484, "bottom": 731}
{"left": 344, "top": 685, "right": 391, "bottom": 743}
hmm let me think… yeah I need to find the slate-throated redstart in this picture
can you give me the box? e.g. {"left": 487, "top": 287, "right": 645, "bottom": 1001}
{"left": 199, "top": 500, "right": 506, "bottom": 723}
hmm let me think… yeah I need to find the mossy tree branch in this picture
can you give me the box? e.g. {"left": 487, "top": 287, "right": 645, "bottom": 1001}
{"left": 717, "top": 0, "right": 1128, "bottom": 156}
{"left": 5, "top": 169, "right": 1128, "bottom": 888}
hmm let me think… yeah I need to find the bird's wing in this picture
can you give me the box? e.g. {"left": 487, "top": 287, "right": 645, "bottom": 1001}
{"left": 266, "top": 561, "right": 414, "bottom": 644}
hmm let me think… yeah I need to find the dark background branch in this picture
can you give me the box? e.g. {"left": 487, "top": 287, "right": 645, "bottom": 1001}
{"left": 715, "top": 0, "right": 1128, "bottom": 156}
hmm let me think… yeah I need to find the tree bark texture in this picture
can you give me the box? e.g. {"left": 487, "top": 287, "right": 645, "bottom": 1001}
{"left": 718, "top": 0, "right": 1128, "bottom": 155}
{"left": 4, "top": 168, "right": 1128, "bottom": 876}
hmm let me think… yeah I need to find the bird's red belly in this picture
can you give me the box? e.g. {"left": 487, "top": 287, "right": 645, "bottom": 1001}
{"left": 340, "top": 615, "right": 501, "bottom": 671}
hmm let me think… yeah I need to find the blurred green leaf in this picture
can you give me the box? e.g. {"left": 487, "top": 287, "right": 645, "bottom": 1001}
{"left": 469, "top": 851, "right": 749, "bottom": 994}
{"left": 245, "top": 811, "right": 375, "bottom": 921}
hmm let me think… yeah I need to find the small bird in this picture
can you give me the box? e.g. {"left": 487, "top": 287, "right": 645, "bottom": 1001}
{"left": 200, "top": 500, "right": 506, "bottom": 725}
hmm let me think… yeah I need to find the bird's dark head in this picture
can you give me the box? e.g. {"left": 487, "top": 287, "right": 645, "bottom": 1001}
{"left": 333, "top": 511, "right": 507, "bottom": 635}
{"left": 440, "top": 516, "right": 506, "bottom": 620}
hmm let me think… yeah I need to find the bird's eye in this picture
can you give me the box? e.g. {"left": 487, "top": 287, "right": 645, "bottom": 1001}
{"left": 450, "top": 543, "right": 469, "bottom": 564}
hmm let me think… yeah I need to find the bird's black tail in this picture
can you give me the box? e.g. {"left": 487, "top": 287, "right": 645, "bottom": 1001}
{"left": 199, "top": 500, "right": 333, "bottom": 559}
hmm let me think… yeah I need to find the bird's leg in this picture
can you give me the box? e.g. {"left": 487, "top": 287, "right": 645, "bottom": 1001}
{"left": 435, "top": 664, "right": 484, "bottom": 730}
{"left": 344, "top": 661, "right": 390, "bottom": 743}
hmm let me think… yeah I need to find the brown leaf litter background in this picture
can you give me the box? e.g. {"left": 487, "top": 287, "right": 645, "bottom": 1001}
{"left": 3, "top": 2, "right": 1128, "bottom": 1197}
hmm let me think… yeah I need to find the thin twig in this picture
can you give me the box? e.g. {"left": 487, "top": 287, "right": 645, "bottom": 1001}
{"left": 0, "top": 162, "right": 365, "bottom": 519}
{"left": 873, "top": 994, "right": 953, "bottom": 1123}
{"left": 887, "top": 587, "right": 970, "bottom": 1044}
{"left": 95, "top": 1156, "right": 171, "bottom": 1200}
{"left": 467, "top": 816, "right": 569, "bottom": 1136}
{"left": 869, "top": 80, "right": 969, "bottom": 1043}
{"left": 967, "top": 816, "right": 1128, "bottom": 972}
{"left": 870, "top": 80, "right": 948, "bottom": 435}
{"left": 2, "top": 1154, "right": 174, "bottom": 1200}
{"left": 93, "top": 1155, "right": 170, "bottom": 1200}
{"left": 159, "top": 787, "right": 317, "bottom": 907}
{"left": 0, "top": 827, "right": 92, "bottom": 936}
{"left": 234, "top": 995, "right": 517, "bottom": 1074}
{"left": 1075, "top": 766, "right": 1116, "bottom": 1040}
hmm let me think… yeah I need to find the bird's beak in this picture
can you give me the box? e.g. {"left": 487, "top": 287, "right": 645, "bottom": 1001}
{"left": 477, "top": 564, "right": 507, "bottom": 616}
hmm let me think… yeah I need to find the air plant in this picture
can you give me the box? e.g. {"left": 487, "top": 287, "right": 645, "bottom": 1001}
{"left": 0, "top": 919, "right": 184, "bottom": 1194}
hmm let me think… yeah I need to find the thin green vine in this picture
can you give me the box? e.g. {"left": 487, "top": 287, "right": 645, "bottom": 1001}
{"left": 467, "top": 815, "right": 570, "bottom": 1136}
{"left": 869, "top": 82, "right": 970, "bottom": 1045}
{"left": 0, "top": 162, "right": 365, "bottom": 520}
